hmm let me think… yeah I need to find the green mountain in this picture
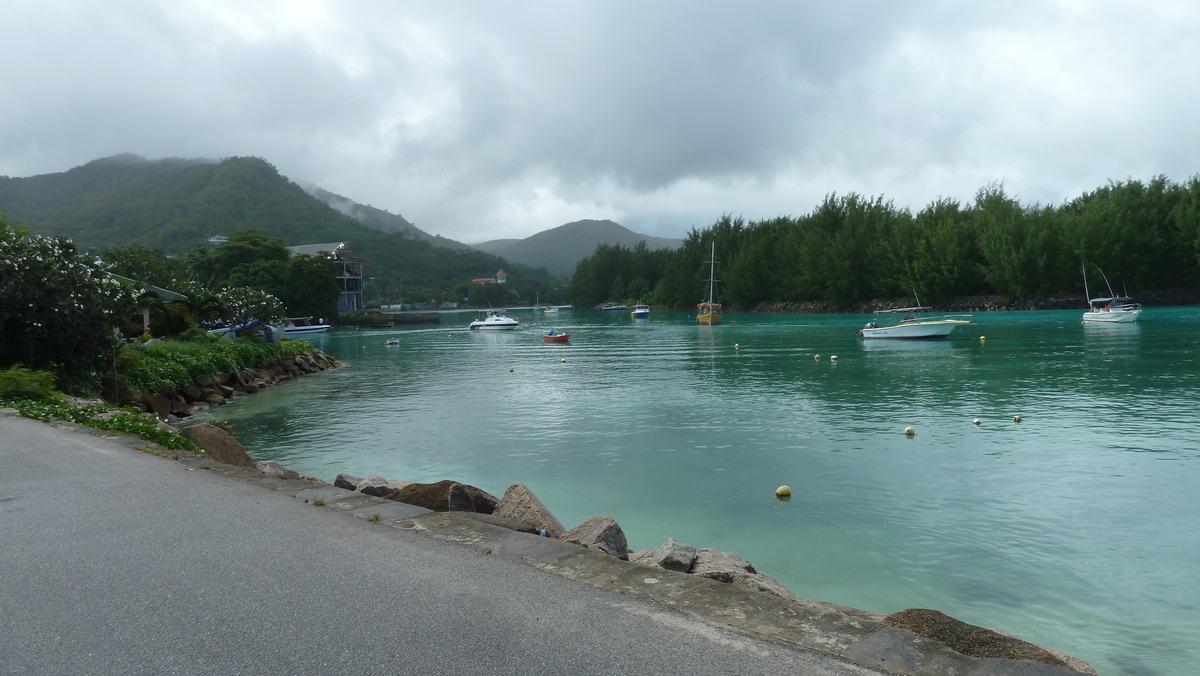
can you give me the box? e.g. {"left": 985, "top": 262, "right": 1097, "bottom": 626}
{"left": 301, "top": 184, "right": 473, "bottom": 251}
{"left": 0, "top": 154, "right": 538, "bottom": 294}
{"left": 473, "top": 219, "right": 683, "bottom": 278}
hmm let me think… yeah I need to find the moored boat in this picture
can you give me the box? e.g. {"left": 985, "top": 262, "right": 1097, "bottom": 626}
{"left": 543, "top": 329, "right": 570, "bottom": 342}
{"left": 858, "top": 307, "right": 971, "bottom": 339}
{"left": 280, "top": 316, "right": 330, "bottom": 336}
{"left": 631, "top": 304, "right": 650, "bottom": 318}
{"left": 1082, "top": 264, "right": 1141, "bottom": 323}
{"left": 697, "top": 242, "right": 722, "bottom": 325}
{"left": 469, "top": 309, "right": 520, "bottom": 330}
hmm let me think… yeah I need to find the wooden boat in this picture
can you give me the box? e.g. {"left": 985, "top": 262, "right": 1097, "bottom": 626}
{"left": 543, "top": 329, "right": 570, "bottom": 342}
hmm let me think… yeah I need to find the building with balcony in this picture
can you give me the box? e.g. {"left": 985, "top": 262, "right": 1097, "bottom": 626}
{"left": 288, "top": 241, "right": 364, "bottom": 314}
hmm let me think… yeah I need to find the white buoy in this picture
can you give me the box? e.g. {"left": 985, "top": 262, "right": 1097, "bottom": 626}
{"left": 775, "top": 485, "right": 791, "bottom": 497}
{"left": 904, "top": 426, "right": 915, "bottom": 436}
{"left": 560, "top": 358, "right": 565, "bottom": 363}
{"left": 814, "top": 354, "right": 821, "bottom": 360}
{"left": 735, "top": 343, "right": 739, "bottom": 349}
{"left": 1013, "top": 415, "right": 1023, "bottom": 423}
{"left": 830, "top": 355, "right": 838, "bottom": 361}
{"left": 973, "top": 419, "right": 981, "bottom": 425}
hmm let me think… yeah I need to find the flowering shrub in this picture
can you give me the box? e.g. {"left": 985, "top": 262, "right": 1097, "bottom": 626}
{"left": 218, "top": 287, "right": 284, "bottom": 335}
{"left": 0, "top": 217, "right": 140, "bottom": 394}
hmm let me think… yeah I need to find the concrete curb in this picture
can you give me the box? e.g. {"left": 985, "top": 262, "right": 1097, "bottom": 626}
{"left": 32, "top": 416, "right": 1088, "bottom": 676}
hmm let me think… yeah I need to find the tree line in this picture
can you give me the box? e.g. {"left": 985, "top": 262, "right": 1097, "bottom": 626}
{"left": 573, "top": 176, "right": 1200, "bottom": 309}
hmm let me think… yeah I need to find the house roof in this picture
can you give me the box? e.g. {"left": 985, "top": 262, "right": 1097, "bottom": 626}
{"left": 110, "top": 274, "right": 189, "bottom": 302}
{"left": 496, "top": 269, "right": 507, "bottom": 276}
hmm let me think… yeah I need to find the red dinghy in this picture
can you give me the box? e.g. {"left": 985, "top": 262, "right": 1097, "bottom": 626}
{"left": 543, "top": 329, "right": 570, "bottom": 343}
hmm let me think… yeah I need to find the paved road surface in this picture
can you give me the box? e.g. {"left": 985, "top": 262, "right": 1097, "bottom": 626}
{"left": 0, "top": 414, "right": 882, "bottom": 676}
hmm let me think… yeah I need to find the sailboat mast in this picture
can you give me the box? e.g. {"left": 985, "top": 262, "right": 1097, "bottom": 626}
{"left": 708, "top": 241, "right": 716, "bottom": 304}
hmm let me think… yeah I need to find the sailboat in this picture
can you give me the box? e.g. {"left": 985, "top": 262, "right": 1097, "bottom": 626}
{"left": 696, "top": 242, "right": 722, "bottom": 325}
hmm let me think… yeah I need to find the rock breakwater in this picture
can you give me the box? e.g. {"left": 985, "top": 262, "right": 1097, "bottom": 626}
{"left": 130, "top": 348, "right": 342, "bottom": 423}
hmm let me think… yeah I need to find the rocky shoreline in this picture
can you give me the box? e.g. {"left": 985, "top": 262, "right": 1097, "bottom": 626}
{"left": 129, "top": 348, "right": 342, "bottom": 422}
{"left": 168, "top": 420, "right": 1096, "bottom": 676}
{"left": 749, "top": 289, "right": 1200, "bottom": 314}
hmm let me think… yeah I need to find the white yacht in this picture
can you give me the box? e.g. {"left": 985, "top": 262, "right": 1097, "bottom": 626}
{"left": 858, "top": 307, "right": 971, "bottom": 339}
{"left": 469, "top": 309, "right": 520, "bottom": 330}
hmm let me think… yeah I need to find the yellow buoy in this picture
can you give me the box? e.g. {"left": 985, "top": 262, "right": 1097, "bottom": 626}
{"left": 1013, "top": 415, "right": 1023, "bottom": 423}
{"left": 904, "top": 426, "right": 915, "bottom": 436}
{"left": 972, "top": 419, "right": 981, "bottom": 425}
{"left": 775, "top": 485, "right": 791, "bottom": 497}
{"left": 980, "top": 336, "right": 986, "bottom": 342}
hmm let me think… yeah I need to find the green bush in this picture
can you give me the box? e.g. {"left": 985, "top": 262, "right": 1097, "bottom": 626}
{"left": 118, "top": 336, "right": 314, "bottom": 393}
{"left": 0, "top": 366, "right": 57, "bottom": 400}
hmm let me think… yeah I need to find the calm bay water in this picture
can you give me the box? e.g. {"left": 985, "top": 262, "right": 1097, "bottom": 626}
{"left": 202, "top": 307, "right": 1200, "bottom": 676}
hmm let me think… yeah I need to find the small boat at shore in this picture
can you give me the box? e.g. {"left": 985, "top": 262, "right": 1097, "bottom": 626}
{"left": 858, "top": 307, "right": 971, "bottom": 339}
{"left": 543, "top": 329, "right": 570, "bottom": 342}
{"left": 280, "top": 316, "right": 330, "bottom": 336}
{"left": 469, "top": 309, "right": 519, "bottom": 330}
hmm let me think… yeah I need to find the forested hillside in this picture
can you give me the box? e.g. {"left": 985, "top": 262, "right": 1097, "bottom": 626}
{"left": 0, "top": 154, "right": 558, "bottom": 304}
{"left": 574, "top": 177, "right": 1200, "bottom": 309}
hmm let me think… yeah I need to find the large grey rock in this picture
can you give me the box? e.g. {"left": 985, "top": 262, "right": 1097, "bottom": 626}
{"left": 356, "top": 474, "right": 412, "bottom": 497}
{"left": 254, "top": 460, "right": 300, "bottom": 480}
{"left": 561, "top": 515, "right": 629, "bottom": 560}
{"left": 447, "top": 483, "right": 476, "bottom": 512}
{"left": 144, "top": 393, "right": 171, "bottom": 419}
{"left": 492, "top": 482, "right": 566, "bottom": 537}
{"left": 334, "top": 473, "right": 363, "bottom": 490}
{"left": 179, "top": 423, "right": 253, "bottom": 467}
{"left": 688, "top": 549, "right": 756, "bottom": 583}
{"left": 631, "top": 538, "right": 696, "bottom": 572}
{"left": 390, "top": 480, "right": 498, "bottom": 513}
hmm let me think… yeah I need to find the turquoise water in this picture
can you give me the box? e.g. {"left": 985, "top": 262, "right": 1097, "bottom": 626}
{"left": 204, "top": 307, "right": 1200, "bottom": 676}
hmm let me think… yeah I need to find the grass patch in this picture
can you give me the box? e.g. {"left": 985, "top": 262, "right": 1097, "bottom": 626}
{"left": 1, "top": 396, "right": 198, "bottom": 452}
{"left": 368, "top": 513, "right": 381, "bottom": 522}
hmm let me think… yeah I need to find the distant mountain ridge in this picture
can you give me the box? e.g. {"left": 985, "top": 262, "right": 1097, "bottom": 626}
{"left": 473, "top": 219, "right": 683, "bottom": 278}
{"left": 0, "top": 154, "right": 533, "bottom": 293}
{"left": 301, "top": 184, "right": 472, "bottom": 251}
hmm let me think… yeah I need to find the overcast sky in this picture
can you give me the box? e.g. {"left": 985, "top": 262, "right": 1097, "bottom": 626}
{"left": 3, "top": 1, "right": 1199, "bottom": 243}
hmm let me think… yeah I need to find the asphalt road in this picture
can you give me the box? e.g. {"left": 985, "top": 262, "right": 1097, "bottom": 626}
{"left": 0, "top": 414, "right": 883, "bottom": 676}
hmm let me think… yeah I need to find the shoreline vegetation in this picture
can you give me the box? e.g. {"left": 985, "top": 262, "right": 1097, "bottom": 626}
{"left": 747, "top": 288, "right": 1200, "bottom": 314}
{"left": 572, "top": 177, "right": 1200, "bottom": 314}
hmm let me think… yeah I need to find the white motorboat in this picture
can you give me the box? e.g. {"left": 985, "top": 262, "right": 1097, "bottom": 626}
{"left": 858, "top": 307, "right": 971, "bottom": 339}
{"left": 1082, "top": 297, "right": 1141, "bottom": 323}
{"left": 631, "top": 304, "right": 650, "bottom": 318}
{"left": 1081, "top": 264, "right": 1141, "bottom": 323}
{"left": 469, "top": 309, "right": 520, "bottom": 330}
{"left": 543, "top": 306, "right": 559, "bottom": 314}
{"left": 280, "top": 316, "right": 331, "bottom": 336}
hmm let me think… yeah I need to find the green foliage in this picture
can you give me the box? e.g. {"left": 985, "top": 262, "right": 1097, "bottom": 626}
{"left": 281, "top": 254, "right": 340, "bottom": 318}
{"left": 0, "top": 366, "right": 57, "bottom": 399}
{"left": 118, "top": 337, "right": 312, "bottom": 393}
{"left": 626, "top": 177, "right": 1200, "bottom": 309}
{"left": 0, "top": 213, "right": 138, "bottom": 394}
{"left": 101, "top": 245, "right": 179, "bottom": 287}
{"left": 0, "top": 396, "right": 198, "bottom": 452}
{"left": 571, "top": 241, "right": 674, "bottom": 307}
